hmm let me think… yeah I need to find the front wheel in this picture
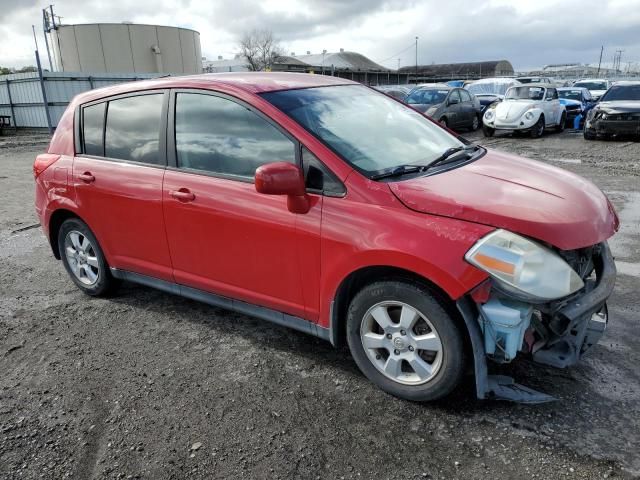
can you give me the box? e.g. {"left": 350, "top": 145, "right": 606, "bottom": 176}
{"left": 583, "top": 127, "right": 596, "bottom": 140}
{"left": 58, "top": 218, "right": 119, "bottom": 296}
{"left": 346, "top": 281, "right": 466, "bottom": 402}
{"left": 482, "top": 125, "right": 495, "bottom": 137}
{"left": 531, "top": 115, "right": 545, "bottom": 138}
{"left": 555, "top": 112, "right": 566, "bottom": 132}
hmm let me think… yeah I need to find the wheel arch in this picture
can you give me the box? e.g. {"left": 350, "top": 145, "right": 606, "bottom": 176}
{"left": 48, "top": 208, "right": 86, "bottom": 259}
{"left": 329, "top": 265, "right": 471, "bottom": 355}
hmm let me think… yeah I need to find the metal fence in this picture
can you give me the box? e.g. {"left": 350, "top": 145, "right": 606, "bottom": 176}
{"left": 0, "top": 71, "right": 167, "bottom": 131}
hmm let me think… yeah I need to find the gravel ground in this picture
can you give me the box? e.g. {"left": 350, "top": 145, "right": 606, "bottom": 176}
{"left": 1, "top": 128, "right": 639, "bottom": 479}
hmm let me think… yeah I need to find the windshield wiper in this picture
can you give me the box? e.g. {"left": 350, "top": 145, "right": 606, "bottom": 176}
{"left": 370, "top": 145, "right": 481, "bottom": 180}
{"left": 370, "top": 164, "right": 431, "bottom": 180}
{"left": 427, "top": 144, "right": 480, "bottom": 169}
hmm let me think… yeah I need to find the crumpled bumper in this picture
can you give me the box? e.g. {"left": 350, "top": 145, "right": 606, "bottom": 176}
{"left": 532, "top": 242, "right": 616, "bottom": 368}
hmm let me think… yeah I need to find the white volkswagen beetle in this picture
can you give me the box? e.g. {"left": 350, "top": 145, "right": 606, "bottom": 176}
{"left": 482, "top": 84, "right": 566, "bottom": 138}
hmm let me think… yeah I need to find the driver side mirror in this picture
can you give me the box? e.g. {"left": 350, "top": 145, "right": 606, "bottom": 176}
{"left": 255, "top": 162, "right": 310, "bottom": 214}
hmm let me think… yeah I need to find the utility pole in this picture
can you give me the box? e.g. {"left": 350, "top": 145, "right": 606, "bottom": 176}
{"left": 597, "top": 45, "right": 604, "bottom": 76}
{"left": 415, "top": 36, "right": 418, "bottom": 78}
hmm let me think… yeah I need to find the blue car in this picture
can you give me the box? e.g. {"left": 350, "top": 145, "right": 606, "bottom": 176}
{"left": 558, "top": 87, "right": 596, "bottom": 129}
{"left": 446, "top": 80, "right": 465, "bottom": 88}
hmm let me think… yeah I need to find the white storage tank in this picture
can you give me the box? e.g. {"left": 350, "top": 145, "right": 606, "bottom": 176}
{"left": 49, "top": 23, "right": 202, "bottom": 74}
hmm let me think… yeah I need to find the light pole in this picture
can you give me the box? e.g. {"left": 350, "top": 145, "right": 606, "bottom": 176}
{"left": 322, "top": 49, "right": 327, "bottom": 75}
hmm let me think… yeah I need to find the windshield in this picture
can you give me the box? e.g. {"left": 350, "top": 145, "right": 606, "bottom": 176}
{"left": 574, "top": 81, "right": 607, "bottom": 90}
{"left": 600, "top": 85, "right": 640, "bottom": 101}
{"left": 558, "top": 89, "right": 583, "bottom": 101}
{"left": 261, "top": 85, "right": 464, "bottom": 176}
{"left": 467, "top": 82, "right": 512, "bottom": 96}
{"left": 406, "top": 88, "right": 449, "bottom": 105}
{"left": 505, "top": 86, "right": 545, "bottom": 100}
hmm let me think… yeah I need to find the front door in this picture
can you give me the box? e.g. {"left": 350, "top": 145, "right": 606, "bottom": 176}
{"left": 162, "top": 90, "right": 308, "bottom": 318}
{"left": 73, "top": 91, "right": 173, "bottom": 281}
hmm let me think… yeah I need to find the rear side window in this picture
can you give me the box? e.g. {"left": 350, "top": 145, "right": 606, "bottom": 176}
{"left": 175, "top": 93, "right": 295, "bottom": 179}
{"left": 82, "top": 103, "right": 105, "bottom": 156}
{"left": 104, "top": 94, "right": 163, "bottom": 164}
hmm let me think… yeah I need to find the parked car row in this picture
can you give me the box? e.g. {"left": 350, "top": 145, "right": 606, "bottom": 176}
{"left": 374, "top": 77, "right": 639, "bottom": 141}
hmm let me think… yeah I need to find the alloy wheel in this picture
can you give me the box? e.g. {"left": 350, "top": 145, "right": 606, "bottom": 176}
{"left": 360, "top": 301, "right": 443, "bottom": 385}
{"left": 64, "top": 230, "right": 100, "bottom": 286}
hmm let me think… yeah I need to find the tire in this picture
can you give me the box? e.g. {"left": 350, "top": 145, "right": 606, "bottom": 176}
{"left": 555, "top": 112, "right": 566, "bottom": 132}
{"left": 346, "top": 281, "right": 466, "bottom": 402}
{"left": 531, "top": 115, "right": 545, "bottom": 138}
{"left": 58, "top": 218, "right": 118, "bottom": 296}
{"left": 583, "top": 128, "right": 596, "bottom": 140}
{"left": 470, "top": 115, "right": 480, "bottom": 131}
{"left": 439, "top": 117, "right": 448, "bottom": 128}
{"left": 482, "top": 125, "right": 495, "bottom": 137}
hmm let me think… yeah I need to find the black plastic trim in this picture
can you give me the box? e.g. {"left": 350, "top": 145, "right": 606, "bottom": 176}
{"left": 110, "top": 268, "right": 331, "bottom": 342}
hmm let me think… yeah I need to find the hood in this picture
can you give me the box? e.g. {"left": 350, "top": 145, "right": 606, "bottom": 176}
{"left": 596, "top": 100, "right": 640, "bottom": 113}
{"left": 410, "top": 102, "right": 441, "bottom": 113}
{"left": 591, "top": 90, "right": 607, "bottom": 98}
{"left": 388, "top": 150, "right": 618, "bottom": 250}
{"left": 559, "top": 98, "right": 582, "bottom": 107}
{"left": 494, "top": 101, "right": 536, "bottom": 120}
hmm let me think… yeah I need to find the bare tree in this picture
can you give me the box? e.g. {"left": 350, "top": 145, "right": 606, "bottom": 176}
{"left": 239, "top": 29, "right": 284, "bottom": 72}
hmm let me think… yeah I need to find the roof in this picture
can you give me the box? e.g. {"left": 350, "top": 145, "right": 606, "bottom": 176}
{"left": 72, "top": 72, "right": 356, "bottom": 105}
{"left": 291, "top": 51, "right": 389, "bottom": 71}
{"left": 399, "top": 60, "right": 514, "bottom": 76}
{"left": 469, "top": 77, "right": 520, "bottom": 85}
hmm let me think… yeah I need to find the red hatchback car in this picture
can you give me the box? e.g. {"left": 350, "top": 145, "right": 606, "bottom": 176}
{"left": 34, "top": 73, "right": 619, "bottom": 402}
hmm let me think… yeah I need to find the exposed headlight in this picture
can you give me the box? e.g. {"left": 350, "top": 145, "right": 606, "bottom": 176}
{"left": 465, "top": 229, "right": 584, "bottom": 300}
{"left": 600, "top": 113, "right": 608, "bottom": 120}
{"left": 524, "top": 111, "right": 534, "bottom": 120}
{"left": 484, "top": 110, "right": 494, "bottom": 120}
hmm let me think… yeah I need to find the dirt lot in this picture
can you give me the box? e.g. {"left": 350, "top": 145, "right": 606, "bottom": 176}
{"left": 1, "top": 129, "right": 639, "bottom": 479}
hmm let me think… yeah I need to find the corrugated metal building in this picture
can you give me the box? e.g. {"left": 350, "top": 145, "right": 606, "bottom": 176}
{"left": 399, "top": 60, "right": 514, "bottom": 82}
{"left": 203, "top": 50, "right": 407, "bottom": 84}
{"left": 49, "top": 23, "right": 202, "bottom": 74}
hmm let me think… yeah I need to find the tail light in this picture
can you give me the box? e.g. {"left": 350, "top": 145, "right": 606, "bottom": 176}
{"left": 33, "top": 154, "right": 61, "bottom": 178}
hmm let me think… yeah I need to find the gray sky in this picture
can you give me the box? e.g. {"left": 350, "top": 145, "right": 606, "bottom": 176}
{"left": 1, "top": 0, "right": 640, "bottom": 71}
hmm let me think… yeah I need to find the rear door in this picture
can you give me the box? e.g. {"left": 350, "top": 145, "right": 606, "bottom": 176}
{"left": 73, "top": 90, "right": 173, "bottom": 281}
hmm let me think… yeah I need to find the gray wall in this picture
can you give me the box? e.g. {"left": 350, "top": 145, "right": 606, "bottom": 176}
{"left": 0, "top": 71, "right": 166, "bottom": 129}
{"left": 50, "top": 24, "right": 202, "bottom": 74}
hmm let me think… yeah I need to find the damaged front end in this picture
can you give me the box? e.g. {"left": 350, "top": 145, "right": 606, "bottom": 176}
{"left": 457, "top": 231, "right": 616, "bottom": 403}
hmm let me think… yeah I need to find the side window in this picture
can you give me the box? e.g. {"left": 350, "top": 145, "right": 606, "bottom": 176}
{"left": 302, "top": 147, "right": 345, "bottom": 196}
{"left": 104, "top": 94, "right": 163, "bottom": 164}
{"left": 82, "top": 102, "right": 105, "bottom": 156}
{"left": 175, "top": 93, "right": 295, "bottom": 178}
{"left": 460, "top": 90, "right": 472, "bottom": 102}
{"left": 448, "top": 90, "right": 461, "bottom": 104}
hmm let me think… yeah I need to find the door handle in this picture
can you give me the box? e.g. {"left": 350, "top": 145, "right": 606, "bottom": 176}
{"left": 78, "top": 172, "right": 95, "bottom": 183}
{"left": 170, "top": 189, "right": 195, "bottom": 202}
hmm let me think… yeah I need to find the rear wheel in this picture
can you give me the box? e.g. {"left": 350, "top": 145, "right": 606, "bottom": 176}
{"left": 471, "top": 115, "right": 480, "bottom": 131}
{"left": 58, "top": 218, "right": 118, "bottom": 296}
{"left": 439, "top": 117, "right": 448, "bottom": 128}
{"left": 531, "top": 115, "right": 545, "bottom": 138}
{"left": 346, "top": 281, "right": 466, "bottom": 402}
